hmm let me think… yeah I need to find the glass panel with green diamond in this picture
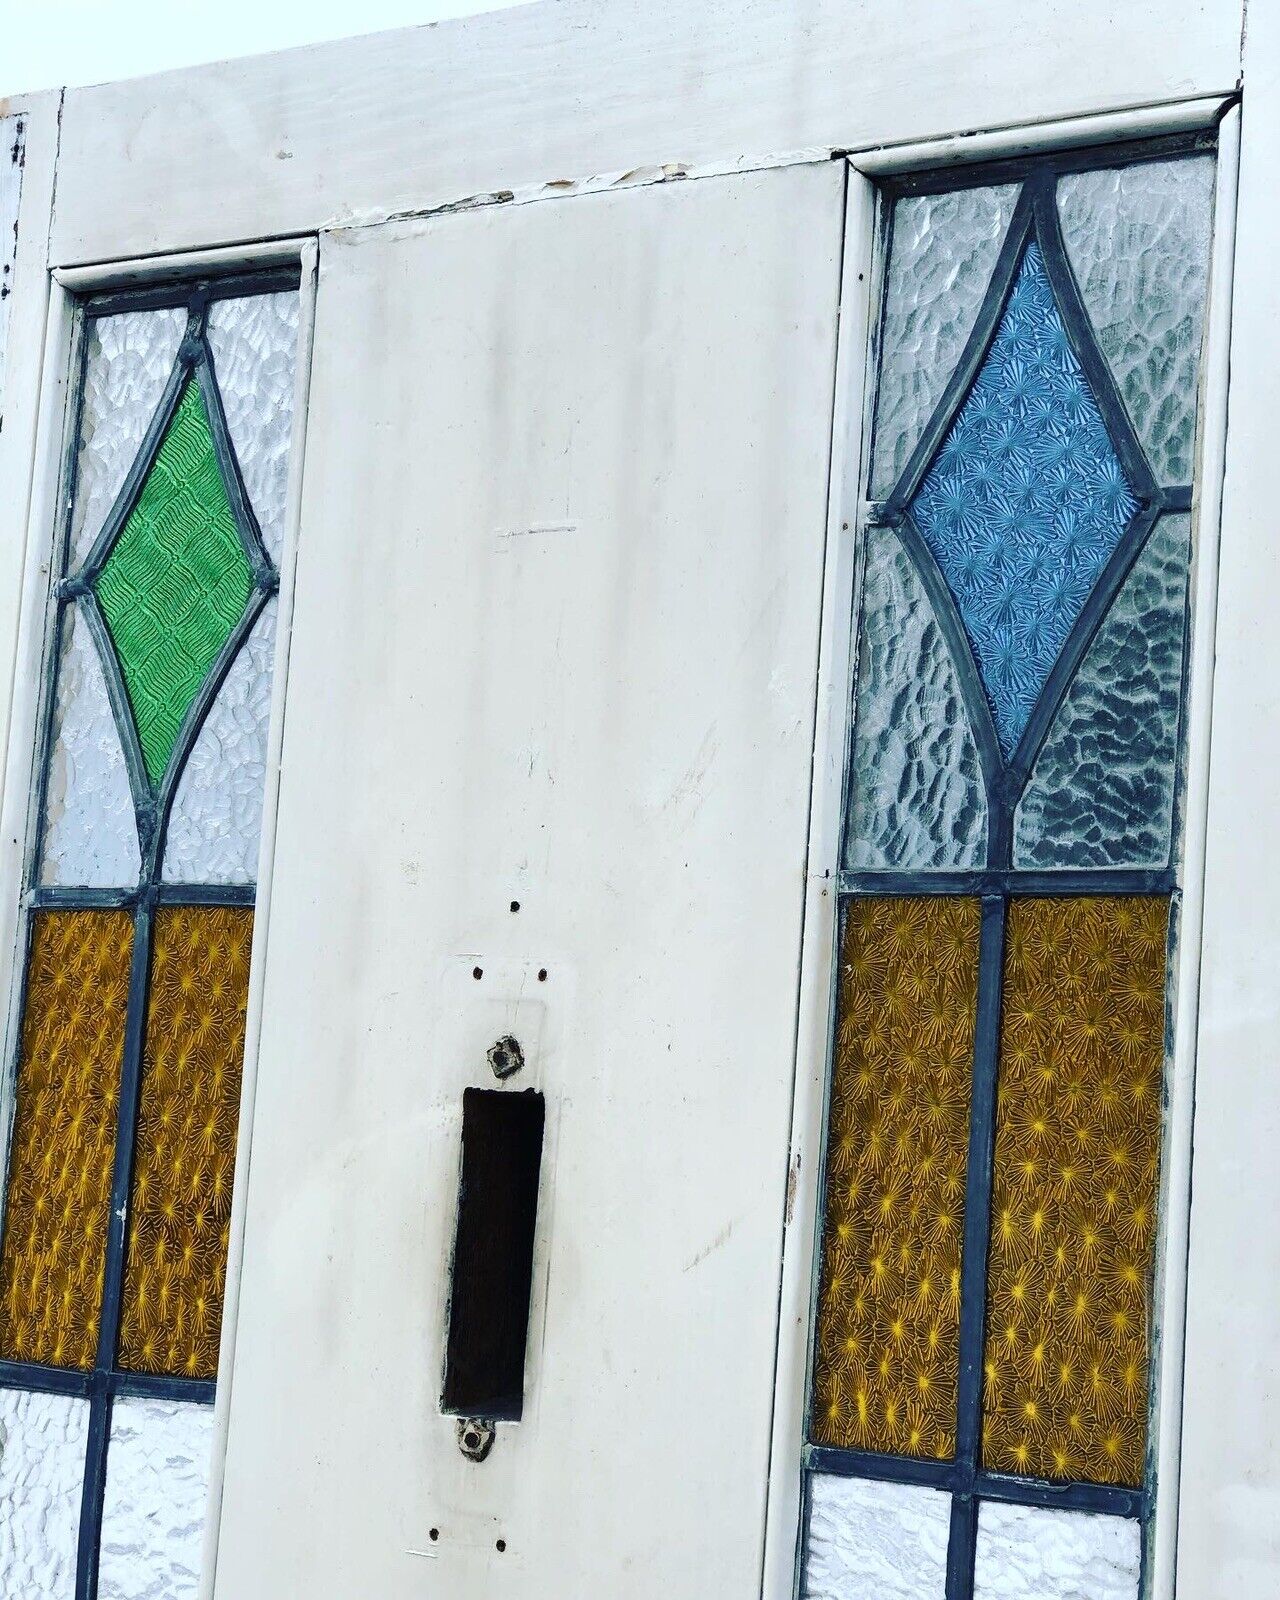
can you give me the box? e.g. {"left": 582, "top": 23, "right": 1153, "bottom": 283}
{"left": 93, "top": 378, "right": 254, "bottom": 784}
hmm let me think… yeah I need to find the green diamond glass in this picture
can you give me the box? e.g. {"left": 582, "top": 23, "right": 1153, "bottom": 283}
{"left": 94, "top": 379, "right": 254, "bottom": 784}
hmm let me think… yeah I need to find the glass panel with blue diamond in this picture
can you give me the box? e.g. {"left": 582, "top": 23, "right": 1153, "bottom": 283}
{"left": 907, "top": 242, "right": 1138, "bottom": 757}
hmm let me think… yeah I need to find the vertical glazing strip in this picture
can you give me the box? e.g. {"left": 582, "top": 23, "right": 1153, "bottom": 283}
{"left": 945, "top": 896, "right": 1006, "bottom": 1600}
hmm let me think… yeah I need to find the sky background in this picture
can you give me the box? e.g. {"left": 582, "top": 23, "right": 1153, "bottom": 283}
{"left": 3, "top": 0, "right": 533, "bottom": 96}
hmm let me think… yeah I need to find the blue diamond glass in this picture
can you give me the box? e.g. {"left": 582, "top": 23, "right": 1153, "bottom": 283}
{"left": 907, "top": 242, "right": 1139, "bottom": 756}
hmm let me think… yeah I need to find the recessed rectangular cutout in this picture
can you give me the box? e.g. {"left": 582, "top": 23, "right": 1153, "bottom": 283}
{"left": 442, "top": 1087, "right": 545, "bottom": 1420}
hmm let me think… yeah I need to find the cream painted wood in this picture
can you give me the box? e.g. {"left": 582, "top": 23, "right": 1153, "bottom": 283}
{"left": 1177, "top": 6, "right": 1280, "bottom": 1596}
{"left": 49, "top": 0, "right": 1242, "bottom": 265}
{"left": 212, "top": 162, "right": 844, "bottom": 1598}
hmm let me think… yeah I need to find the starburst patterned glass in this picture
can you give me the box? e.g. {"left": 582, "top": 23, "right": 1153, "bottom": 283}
{"left": 93, "top": 378, "right": 254, "bottom": 784}
{"left": 908, "top": 243, "right": 1138, "bottom": 756}
{"left": 811, "top": 897, "right": 980, "bottom": 1458}
{"left": 0, "top": 911, "right": 134, "bottom": 1369}
{"left": 982, "top": 898, "right": 1168, "bottom": 1486}
{"left": 118, "top": 907, "right": 253, "bottom": 1379}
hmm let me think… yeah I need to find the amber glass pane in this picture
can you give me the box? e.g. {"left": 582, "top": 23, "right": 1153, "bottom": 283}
{"left": 117, "top": 905, "right": 252, "bottom": 1378}
{"left": 0, "top": 910, "right": 133, "bottom": 1368}
{"left": 983, "top": 896, "right": 1168, "bottom": 1486}
{"left": 811, "top": 896, "right": 981, "bottom": 1458}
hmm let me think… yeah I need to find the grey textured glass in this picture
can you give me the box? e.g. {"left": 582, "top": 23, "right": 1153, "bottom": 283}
{"left": 803, "top": 1474, "right": 950, "bottom": 1600}
{"left": 973, "top": 1502, "right": 1139, "bottom": 1600}
{"left": 39, "top": 601, "right": 141, "bottom": 887}
{"left": 870, "top": 183, "right": 1020, "bottom": 497}
{"left": 1014, "top": 514, "right": 1189, "bottom": 869}
{"left": 844, "top": 526, "right": 987, "bottom": 870}
{"left": 1058, "top": 156, "right": 1214, "bottom": 486}
{"left": 0, "top": 1388, "right": 88, "bottom": 1600}
{"left": 69, "top": 308, "right": 186, "bottom": 572}
{"left": 163, "top": 599, "right": 277, "bottom": 885}
{"left": 98, "top": 1398, "right": 213, "bottom": 1600}
{"left": 205, "top": 292, "right": 300, "bottom": 564}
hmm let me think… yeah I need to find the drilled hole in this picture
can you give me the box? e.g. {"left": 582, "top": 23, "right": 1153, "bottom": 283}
{"left": 537, "top": 968, "right": 547, "bottom": 982}
{"left": 473, "top": 966, "right": 483, "bottom": 980}
{"left": 496, "top": 1540, "right": 507, "bottom": 1553}
{"left": 429, "top": 1529, "right": 439, "bottom": 1542}
{"left": 510, "top": 901, "right": 521, "bottom": 913}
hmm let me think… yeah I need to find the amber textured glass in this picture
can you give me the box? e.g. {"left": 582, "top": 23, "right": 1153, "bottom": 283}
{"left": 983, "top": 896, "right": 1168, "bottom": 1486}
{"left": 811, "top": 897, "right": 981, "bottom": 1458}
{"left": 117, "top": 905, "right": 252, "bottom": 1378}
{"left": 0, "top": 910, "right": 133, "bottom": 1368}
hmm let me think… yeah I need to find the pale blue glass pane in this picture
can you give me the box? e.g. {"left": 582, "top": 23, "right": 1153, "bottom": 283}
{"left": 908, "top": 243, "right": 1138, "bottom": 756}
{"left": 871, "top": 184, "right": 1020, "bottom": 498}
{"left": 1014, "top": 514, "right": 1189, "bottom": 869}
{"left": 844, "top": 527, "right": 986, "bottom": 870}
{"left": 1058, "top": 156, "right": 1214, "bottom": 487}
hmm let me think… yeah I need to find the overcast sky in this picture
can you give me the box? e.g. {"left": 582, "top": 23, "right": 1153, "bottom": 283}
{"left": 3, "top": 0, "right": 533, "bottom": 97}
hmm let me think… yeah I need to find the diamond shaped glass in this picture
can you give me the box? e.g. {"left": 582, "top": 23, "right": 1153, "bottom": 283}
{"left": 908, "top": 243, "right": 1138, "bottom": 756}
{"left": 93, "top": 378, "right": 253, "bottom": 784}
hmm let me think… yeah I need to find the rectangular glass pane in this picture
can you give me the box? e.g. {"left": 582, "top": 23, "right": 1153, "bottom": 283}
{"left": 117, "top": 906, "right": 253, "bottom": 1378}
{"left": 973, "top": 1501, "right": 1140, "bottom": 1600}
{"left": 98, "top": 1397, "right": 213, "bottom": 1600}
{"left": 983, "top": 897, "right": 1168, "bottom": 1485}
{"left": 0, "top": 909, "right": 133, "bottom": 1368}
{"left": 811, "top": 896, "right": 980, "bottom": 1458}
{"left": 804, "top": 1473, "right": 949, "bottom": 1599}
{"left": 0, "top": 1388, "right": 89, "bottom": 1600}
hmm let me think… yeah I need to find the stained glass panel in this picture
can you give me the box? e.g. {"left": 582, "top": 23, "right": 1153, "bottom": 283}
{"left": 844, "top": 527, "right": 987, "bottom": 871}
{"left": 1058, "top": 156, "right": 1214, "bottom": 487}
{"left": 973, "top": 1502, "right": 1140, "bottom": 1600}
{"left": 94, "top": 378, "right": 254, "bottom": 785}
{"left": 871, "top": 184, "right": 1020, "bottom": 498}
{"left": 1015, "top": 515, "right": 1190, "bottom": 869}
{"left": 908, "top": 244, "right": 1138, "bottom": 756}
{"left": 803, "top": 1474, "right": 950, "bottom": 1599}
{"left": 39, "top": 602, "right": 141, "bottom": 889}
{"left": 98, "top": 1398, "right": 213, "bottom": 1600}
{"left": 983, "top": 897, "right": 1167, "bottom": 1486}
{"left": 69, "top": 310, "right": 186, "bottom": 574}
{"left": 118, "top": 906, "right": 252, "bottom": 1379}
{"left": 0, "top": 1388, "right": 89, "bottom": 1600}
{"left": 812, "top": 897, "right": 980, "bottom": 1458}
{"left": 0, "top": 910, "right": 133, "bottom": 1369}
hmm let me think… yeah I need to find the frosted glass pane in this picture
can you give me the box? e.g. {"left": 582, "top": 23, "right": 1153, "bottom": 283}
{"left": 0, "top": 1388, "right": 88, "bottom": 1600}
{"left": 803, "top": 1474, "right": 949, "bottom": 1600}
{"left": 1015, "top": 515, "right": 1189, "bottom": 869}
{"left": 1058, "top": 156, "right": 1214, "bottom": 486}
{"left": 163, "top": 599, "right": 276, "bottom": 884}
{"left": 98, "top": 1398, "right": 213, "bottom": 1600}
{"left": 205, "top": 293, "right": 300, "bottom": 564}
{"left": 40, "top": 602, "right": 140, "bottom": 887}
{"left": 0, "top": 118, "right": 24, "bottom": 422}
{"left": 70, "top": 308, "right": 186, "bottom": 573}
{"left": 871, "top": 183, "right": 1019, "bottom": 497}
{"left": 844, "top": 526, "right": 986, "bottom": 869}
{"left": 974, "top": 1503, "right": 1140, "bottom": 1600}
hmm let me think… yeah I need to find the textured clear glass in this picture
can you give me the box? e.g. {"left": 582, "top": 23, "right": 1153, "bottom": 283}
{"left": 40, "top": 603, "right": 141, "bottom": 887}
{"left": 803, "top": 1475, "right": 950, "bottom": 1599}
{"left": 163, "top": 599, "right": 277, "bottom": 884}
{"left": 1058, "top": 156, "right": 1214, "bottom": 487}
{"left": 1015, "top": 515, "right": 1190, "bottom": 869}
{"left": 845, "top": 527, "right": 986, "bottom": 869}
{"left": 973, "top": 1503, "right": 1140, "bottom": 1600}
{"left": 69, "top": 308, "right": 185, "bottom": 573}
{"left": 98, "top": 1398, "right": 213, "bottom": 1600}
{"left": 0, "top": 1388, "right": 89, "bottom": 1600}
{"left": 909, "top": 244, "right": 1137, "bottom": 755}
{"left": 871, "top": 184, "right": 1020, "bottom": 497}
{"left": 205, "top": 292, "right": 299, "bottom": 564}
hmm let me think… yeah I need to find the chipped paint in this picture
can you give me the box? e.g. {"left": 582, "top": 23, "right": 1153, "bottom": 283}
{"left": 0, "top": 114, "right": 25, "bottom": 426}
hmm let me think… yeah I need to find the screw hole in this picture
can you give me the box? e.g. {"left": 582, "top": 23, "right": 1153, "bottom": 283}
{"left": 496, "top": 1539, "right": 507, "bottom": 1553}
{"left": 429, "top": 1528, "right": 439, "bottom": 1542}
{"left": 510, "top": 900, "right": 520, "bottom": 913}
{"left": 537, "top": 968, "right": 547, "bottom": 982}
{"left": 473, "top": 966, "right": 483, "bottom": 980}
